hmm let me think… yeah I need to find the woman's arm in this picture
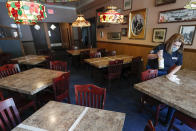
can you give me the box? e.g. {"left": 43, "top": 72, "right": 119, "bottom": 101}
{"left": 167, "top": 65, "right": 181, "bottom": 76}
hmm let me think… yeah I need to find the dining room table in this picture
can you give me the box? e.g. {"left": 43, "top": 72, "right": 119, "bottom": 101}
{"left": 134, "top": 69, "right": 196, "bottom": 124}
{"left": 66, "top": 48, "right": 99, "bottom": 56}
{"left": 12, "top": 55, "right": 47, "bottom": 65}
{"left": 84, "top": 55, "right": 133, "bottom": 69}
{"left": 12, "top": 101, "right": 125, "bottom": 131}
{"left": 0, "top": 68, "right": 64, "bottom": 95}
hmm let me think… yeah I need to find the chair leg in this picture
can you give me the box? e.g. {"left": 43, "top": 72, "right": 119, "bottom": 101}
{"left": 155, "top": 105, "right": 161, "bottom": 126}
{"left": 168, "top": 113, "right": 176, "bottom": 131}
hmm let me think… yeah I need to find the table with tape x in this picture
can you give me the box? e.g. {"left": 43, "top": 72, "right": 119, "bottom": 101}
{"left": 12, "top": 101, "right": 125, "bottom": 131}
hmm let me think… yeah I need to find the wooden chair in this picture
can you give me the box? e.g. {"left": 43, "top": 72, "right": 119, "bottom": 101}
{"left": 168, "top": 111, "right": 196, "bottom": 131}
{"left": 0, "top": 64, "right": 20, "bottom": 78}
{"left": 105, "top": 60, "right": 123, "bottom": 90}
{"left": 50, "top": 60, "right": 68, "bottom": 72}
{"left": 80, "top": 50, "right": 90, "bottom": 67}
{"left": 74, "top": 84, "right": 106, "bottom": 109}
{"left": 0, "top": 98, "right": 21, "bottom": 131}
{"left": 141, "top": 69, "right": 166, "bottom": 126}
{"left": 124, "top": 56, "right": 143, "bottom": 83}
{"left": 0, "top": 64, "right": 36, "bottom": 113}
{"left": 38, "top": 72, "right": 70, "bottom": 103}
{"left": 144, "top": 120, "right": 155, "bottom": 131}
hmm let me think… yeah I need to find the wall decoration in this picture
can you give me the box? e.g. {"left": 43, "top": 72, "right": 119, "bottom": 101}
{"left": 123, "top": 0, "right": 132, "bottom": 10}
{"left": 122, "top": 15, "right": 129, "bottom": 25}
{"left": 159, "top": 8, "right": 196, "bottom": 23}
{"left": 121, "top": 28, "right": 128, "bottom": 36}
{"left": 179, "top": 25, "right": 196, "bottom": 45}
{"left": 107, "top": 32, "right": 121, "bottom": 40}
{"left": 0, "top": 25, "right": 19, "bottom": 40}
{"left": 100, "top": 31, "right": 104, "bottom": 38}
{"left": 155, "top": 0, "right": 176, "bottom": 6}
{"left": 152, "top": 28, "right": 167, "bottom": 43}
{"left": 128, "top": 8, "right": 147, "bottom": 39}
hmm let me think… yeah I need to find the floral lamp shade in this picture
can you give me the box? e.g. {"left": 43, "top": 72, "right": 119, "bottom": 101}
{"left": 6, "top": 0, "right": 47, "bottom": 25}
{"left": 99, "top": 6, "right": 124, "bottom": 24}
{"left": 72, "top": 15, "right": 91, "bottom": 28}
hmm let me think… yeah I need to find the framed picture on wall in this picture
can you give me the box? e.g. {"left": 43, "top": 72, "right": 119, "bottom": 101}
{"left": 155, "top": 0, "right": 176, "bottom": 6}
{"left": 123, "top": 0, "right": 132, "bottom": 10}
{"left": 152, "top": 28, "right": 167, "bottom": 43}
{"left": 128, "top": 8, "right": 147, "bottom": 39}
{"left": 107, "top": 32, "right": 121, "bottom": 40}
{"left": 121, "top": 28, "right": 128, "bottom": 36}
{"left": 159, "top": 8, "right": 196, "bottom": 23}
{"left": 179, "top": 25, "right": 196, "bottom": 45}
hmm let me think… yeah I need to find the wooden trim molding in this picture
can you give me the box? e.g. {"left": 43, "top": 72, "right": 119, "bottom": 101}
{"left": 97, "top": 41, "right": 196, "bottom": 52}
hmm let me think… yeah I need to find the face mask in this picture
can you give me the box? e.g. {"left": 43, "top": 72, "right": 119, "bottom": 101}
{"left": 172, "top": 46, "right": 179, "bottom": 52}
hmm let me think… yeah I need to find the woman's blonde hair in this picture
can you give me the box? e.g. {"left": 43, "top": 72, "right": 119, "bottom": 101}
{"left": 165, "top": 33, "right": 185, "bottom": 54}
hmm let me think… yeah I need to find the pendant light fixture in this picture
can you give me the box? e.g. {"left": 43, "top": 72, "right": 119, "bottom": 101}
{"left": 184, "top": 0, "right": 196, "bottom": 9}
{"left": 99, "top": 6, "right": 124, "bottom": 24}
{"left": 6, "top": 0, "right": 47, "bottom": 25}
{"left": 72, "top": 15, "right": 91, "bottom": 28}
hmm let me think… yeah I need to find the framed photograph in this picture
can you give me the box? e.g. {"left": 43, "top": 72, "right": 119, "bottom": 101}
{"left": 123, "top": 0, "right": 132, "bottom": 10}
{"left": 159, "top": 8, "right": 196, "bottom": 23}
{"left": 155, "top": 0, "right": 176, "bottom": 6}
{"left": 179, "top": 25, "right": 196, "bottom": 45}
{"left": 121, "top": 28, "right": 128, "bottom": 36}
{"left": 0, "top": 25, "right": 19, "bottom": 40}
{"left": 128, "top": 8, "right": 147, "bottom": 39}
{"left": 107, "top": 32, "right": 121, "bottom": 40}
{"left": 100, "top": 31, "right": 104, "bottom": 38}
{"left": 152, "top": 28, "right": 167, "bottom": 43}
{"left": 122, "top": 15, "right": 129, "bottom": 25}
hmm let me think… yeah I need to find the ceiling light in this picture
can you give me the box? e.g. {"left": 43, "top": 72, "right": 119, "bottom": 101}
{"left": 184, "top": 0, "right": 196, "bottom": 9}
{"left": 6, "top": 0, "right": 47, "bottom": 25}
{"left": 50, "top": 24, "right": 56, "bottom": 30}
{"left": 34, "top": 25, "right": 41, "bottom": 30}
{"left": 72, "top": 15, "right": 91, "bottom": 28}
{"left": 99, "top": 6, "right": 124, "bottom": 24}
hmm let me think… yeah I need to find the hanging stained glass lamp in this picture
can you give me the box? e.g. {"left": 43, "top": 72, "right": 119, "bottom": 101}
{"left": 72, "top": 15, "right": 91, "bottom": 28}
{"left": 184, "top": 0, "right": 196, "bottom": 9}
{"left": 6, "top": 0, "right": 47, "bottom": 25}
{"left": 99, "top": 6, "right": 124, "bottom": 24}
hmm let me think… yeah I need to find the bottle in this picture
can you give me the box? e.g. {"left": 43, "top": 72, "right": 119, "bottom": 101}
{"left": 158, "top": 50, "right": 164, "bottom": 69}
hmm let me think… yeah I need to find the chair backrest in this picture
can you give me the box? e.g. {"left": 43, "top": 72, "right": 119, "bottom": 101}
{"left": 0, "top": 98, "right": 21, "bottom": 131}
{"left": 50, "top": 60, "right": 68, "bottom": 72}
{"left": 130, "top": 56, "right": 143, "bottom": 79}
{"left": 80, "top": 50, "right": 90, "bottom": 60}
{"left": 74, "top": 84, "right": 106, "bottom": 109}
{"left": 53, "top": 72, "right": 70, "bottom": 101}
{"left": 0, "top": 64, "right": 20, "bottom": 79}
{"left": 141, "top": 69, "right": 158, "bottom": 82}
{"left": 144, "top": 120, "right": 155, "bottom": 131}
{"left": 108, "top": 60, "right": 123, "bottom": 75}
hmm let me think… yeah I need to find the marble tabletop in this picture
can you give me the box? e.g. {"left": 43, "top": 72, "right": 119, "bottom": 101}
{"left": 134, "top": 69, "right": 196, "bottom": 119}
{"left": 12, "top": 101, "right": 125, "bottom": 131}
{"left": 67, "top": 48, "right": 99, "bottom": 56}
{"left": 0, "top": 68, "right": 64, "bottom": 95}
{"left": 12, "top": 55, "right": 47, "bottom": 65}
{"left": 84, "top": 55, "right": 133, "bottom": 69}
